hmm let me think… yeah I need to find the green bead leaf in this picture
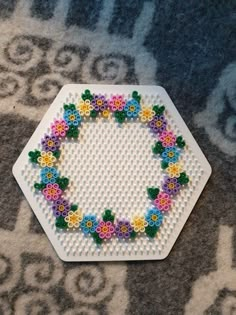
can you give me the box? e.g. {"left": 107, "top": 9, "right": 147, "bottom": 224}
{"left": 69, "top": 104, "right": 75, "bottom": 110}
{"left": 176, "top": 136, "right": 186, "bottom": 148}
{"left": 82, "top": 89, "right": 93, "bottom": 101}
{"left": 153, "top": 105, "right": 165, "bottom": 116}
{"left": 64, "top": 103, "right": 76, "bottom": 111}
{"left": 34, "top": 183, "right": 40, "bottom": 190}
{"left": 56, "top": 177, "right": 69, "bottom": 190}
{"left": 145, "top": 225, "right": 158, "bottom": 238}
{"left": 34, "top": 182, "right": 46, "bottom": 190}
{"left": 90, "top": 109, "right": 98, "bottom": 118}
{"left": 152, "top": 141, "right": 165, "bottom": 154}
{"left": 161, "top": 161, "right": 169, "bottom": 169}
{"left": 28, "top": 150, "right": 41, "bottom": 163}
{"left": 102, "top": 209, "right": 115, "bottom": 222}
{"left": 55, "top": 216, "right": 68, "bottom": 229}
{"left": 70, "top": 204, "right": 78, "bottom": 211}
{"left": 177, "top": 172, "right": 189, "bottom": 185}
{"left": 114, "top": 110, "right": 126, "bottom": 123}
{"left": 147, "top": 187, "right": 159, "bottom": 200}
{"left": 66, "top": 126, "right": 79, "bottom": 138}
{"left": 132, "top": 91, "right": 141, "bottom": 103}
{"left": 53, "top": 150, "right": 61, "bottom": 159}
{"left": 130, "top": 230, "right": 137, "bottom": 239}
{"left": 92, "top": 232, "right": 103, "bottom": 244}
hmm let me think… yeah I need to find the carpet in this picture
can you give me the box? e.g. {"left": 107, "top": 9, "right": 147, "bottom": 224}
{"left": 0, "top": 1, "right": 236, "bottom": 314}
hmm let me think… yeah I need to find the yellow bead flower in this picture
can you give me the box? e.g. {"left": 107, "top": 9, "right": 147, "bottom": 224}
{"left": 131, "top": 215, "right": 148, "bottom": 233}
{"left": 77, "top": 99, "right": 93, "bottom": 117}
{"left": 166, "top": 162, "right": 183, "bottom": 178}
{"left": 65, "top": 210, "right": 83, "bottom": 228}
{"left": 139, "top": 106, "right": 155, "bottom": 123}
{"left": 37, "top": 151, "right": 56, "bottom": 167}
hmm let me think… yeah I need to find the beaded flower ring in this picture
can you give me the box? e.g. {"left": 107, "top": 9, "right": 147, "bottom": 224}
{"left": 29, "top": 90, "right": 189, "bottom": 244}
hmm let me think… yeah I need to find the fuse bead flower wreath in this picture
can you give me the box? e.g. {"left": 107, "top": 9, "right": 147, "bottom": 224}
{"left": 29, "top": 90, "right": 189, "bottom": 245}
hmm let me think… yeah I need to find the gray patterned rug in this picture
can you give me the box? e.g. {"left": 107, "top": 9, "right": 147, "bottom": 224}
{"left": 1, "top": 1, "right": 236, "bottom": 314}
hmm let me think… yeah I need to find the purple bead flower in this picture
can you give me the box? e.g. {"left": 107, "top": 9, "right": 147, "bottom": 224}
{"left": 162, "top": 177, "right": 181, "bottom": 196}
{"left": 115, "top": 219, "right": 133, "bottom": 239}
{"left": 91, "top": 94, "right": 108, "bottom": 112}
{"left": 41, "top": 135, "right": 60, "bottom": 152}
{"left": 52, "top": 198, "right": 70, "bottom": 217}
{"left": 148, "top": 115, "right": 167, "bottom": 134}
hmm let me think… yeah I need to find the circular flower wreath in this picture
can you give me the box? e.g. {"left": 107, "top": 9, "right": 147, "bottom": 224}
{"left": 29, "top": 90, "right": 189, "bottom": 245}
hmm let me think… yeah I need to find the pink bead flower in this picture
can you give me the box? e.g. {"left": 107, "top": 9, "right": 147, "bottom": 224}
{"left": 42, "top": 183, "right": 62, "bottom": 201}
{"left": 159, "top": 131, "right": 176, "bottom": 147}
{"left": 96, "top": 221, "right": 115, "bottom": 239}
{"left": 51, "top": 119, "right": 69, "bottom": 137}
{"left": 109, "top": 95, "right": 126, "bottom": 112}
{"left": 154, "top": 192, "right": 172, "bottom": 211}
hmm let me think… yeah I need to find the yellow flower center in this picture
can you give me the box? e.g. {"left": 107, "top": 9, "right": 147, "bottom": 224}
{"left": 168, "top": 183, "right": 175, "bottom": 189}
{"left": 86, "top": 221, "right": 92, "bottom": 228}
{"left": 48, "top": 188, "right": 56, "bottom": 196}
{"left": 70, "top": 214, "right": 78, "bottom": 224}
{"left": 56, "top": 124, "right": 63, "bottom": 131}
{"left": 129, "top": 105, "right": 135, "bottom": 112}
{"left": 96, "top": 99, "right": 103, "bottom": 106}
{"left": 121, "top": 226, "right": 128, "bottom": 233}
{"left": 165, "top": 136, "right": 171, "bottom": 143}
{"left": 151, "top": 214, "right": 158, "bottom": 221}
{"left": 172, "top": 166, "right": 178, "bottom": 172}
{"left": 47, "top": 140, "right": 54, "bottom": 147}
{"left": 43, "top": 156, "right": 51, "bottom": 163}
{"left": 168, "top": 151, "right": 174, "bottom": 157}
{"left": 47, "top": 173, "right": 52, "bottom": 179}
{"left": 58, "top": 205, "right": 64, "bottom": 211}
{"left": 102, "top": 226, "right": 108, "bottom": 233}
{"left": 156, "top": 121, "right": 162, "bottom": 127}
{"left": 160, "top": 199, "right": 166, "bottom": 205}
{"left": 115, "top": 100, "right": 121, "bottom": 106}
{"left": 69, "top": 114, "right": 75, "bottom": 121}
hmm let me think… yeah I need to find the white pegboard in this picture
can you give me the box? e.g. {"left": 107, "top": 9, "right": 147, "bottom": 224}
{"left": 13, "top": 84, "right": 211, "bottom": 261}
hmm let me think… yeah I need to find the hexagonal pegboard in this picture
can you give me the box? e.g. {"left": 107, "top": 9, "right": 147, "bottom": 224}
{"left": 13, "top": 84, "right": 211, "bottom": 261}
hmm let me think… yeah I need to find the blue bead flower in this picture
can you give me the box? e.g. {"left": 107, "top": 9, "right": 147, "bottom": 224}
{"left": 145, "top": 208, "right": 163, "bottom": 227}
{"left": 80, "top": 215, "right": 98, "bottom": 234}
{"left": 40, "top": 167, "right": 59, "bottom": 184}
{"left": 64, "top": 109, "right": 81, "bottom": 126}
{"left": 161, "top": 147, "right": 180, "bottom": 163}
{"left": 124, "top": 99, "right": 141, "bottom": 118}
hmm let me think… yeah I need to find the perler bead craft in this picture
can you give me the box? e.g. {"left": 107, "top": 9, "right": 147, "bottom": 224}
{"left": 27, "top": 89, "right": 191, "bottom": 245}
{"left": 13, "top": 85, "right": 211, "bottom": 261}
